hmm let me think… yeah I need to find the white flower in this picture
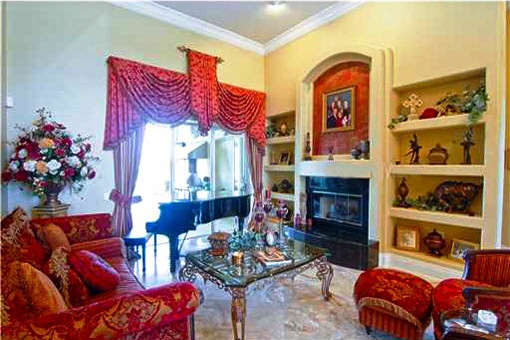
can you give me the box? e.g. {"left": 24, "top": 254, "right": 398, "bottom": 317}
{"left": 47, "top": 159, "right": 62, "bottom": 174}
{"left": 18, "top": 149, "right": 28, "bottom": 158}
{"left": 67, "top": 156, "right": 81, "bottom": 168}
{"left": 23, "top": 160, "right": 37, "bottom": 172}
{"left": 9, "top": 161, "right": 19, "bottom": 172}
{"left": 80, "top": 166, "right": 88, "bottom": 177}
{"left": 70, "top": 145, "right": 80, "bottom": 154}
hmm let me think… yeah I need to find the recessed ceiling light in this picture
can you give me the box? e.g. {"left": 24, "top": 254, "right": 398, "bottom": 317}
{"left": 267, "top": 1, "right": 286, "bottom": 13}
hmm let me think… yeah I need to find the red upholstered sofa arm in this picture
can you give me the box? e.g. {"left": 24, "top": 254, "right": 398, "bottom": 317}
{"left": 463, "top": 250, "right": 510, "bottom": 287}
{"left": 31, "top": 213, "right": 114, "bottom": 244}
{"left": 71, "top": 237, "right": 126, "bottom": 259}
{"left": 1, "top": 282, "right": 201, "bottom": 339}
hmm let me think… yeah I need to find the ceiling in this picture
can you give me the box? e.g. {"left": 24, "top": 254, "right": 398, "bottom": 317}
{"left": 157, "top": 2, "right": 336, "bottom": 44}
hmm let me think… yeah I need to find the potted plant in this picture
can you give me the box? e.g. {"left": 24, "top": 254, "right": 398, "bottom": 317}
{"left": 2, "top": 108, "right": 98, "bottom": 207}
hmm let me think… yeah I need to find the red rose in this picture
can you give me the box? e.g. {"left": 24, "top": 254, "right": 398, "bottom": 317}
{"left": 25, "top": 142, "right": 41, "bottom": 159}
{"left": 2, "top": 171, "right": 13, "bottom": 182}
{"left": 64, "top": 168, "right": 75, "bottom": 178}
{"left": 14, "top": 171, "right": 29, "bottom": 182}
{"left": 84, "top": 143, "right": 91, "bottom": 152}
{"left": 55, "top": 148, "right": 66, "bottom": 157}
{"left": 39, "top": 180, "right": 48, "bottom": 188}
{"left": 88, "top": 170, "right": 96, "bottom": 179}
{"left": 77, "top": 150, "right": 85, "bottom": 159}
{"left": 43, "top": 124, "right": 55, "bottom": 132}
{"left": 61, "top": 138, "right": 72, "bottom": 147}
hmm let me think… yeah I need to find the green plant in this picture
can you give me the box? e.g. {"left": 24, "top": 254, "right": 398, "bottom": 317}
{"left": 435, "top": 92, "right": 461, "bottom": 116}
{"left": 461, "top": 83, "right": 489, "bottom": 127}
{"left": 387, "top": 114, "right": 408, "bottom": 129}
{"left": 229, "top": 229, "right": 259, "bottom": 251}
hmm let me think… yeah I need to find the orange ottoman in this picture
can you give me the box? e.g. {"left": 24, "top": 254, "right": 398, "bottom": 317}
{"left": 353, "top": 268, "right": 433, "bottom": 340}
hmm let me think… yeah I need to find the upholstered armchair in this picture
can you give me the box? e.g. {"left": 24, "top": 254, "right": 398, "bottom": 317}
{"left": 432, "top": 250, "right": 510, "bottom": 340}
{"left": 1, "top": 211, "right": 201, "bottom": 340}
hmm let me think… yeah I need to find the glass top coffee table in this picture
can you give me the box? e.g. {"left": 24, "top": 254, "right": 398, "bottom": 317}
{"left": 179, "top": 240, "right": 333, "bottom": 340}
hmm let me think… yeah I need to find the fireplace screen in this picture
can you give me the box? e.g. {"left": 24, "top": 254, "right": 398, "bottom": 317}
{"left": 312, "top": 191, "right": 363, "bottom": 226}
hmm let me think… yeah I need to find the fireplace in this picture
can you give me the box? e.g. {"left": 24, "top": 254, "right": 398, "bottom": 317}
{"left": 289, "top": 176, "right": 378, "bottom": 270}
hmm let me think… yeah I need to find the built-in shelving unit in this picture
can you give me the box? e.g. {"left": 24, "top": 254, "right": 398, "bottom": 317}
{"left": 264, "top": 111, "right": 296, "bottom": 221}
{"left": 384, "top": 67, "right": 497, "bottom": 270}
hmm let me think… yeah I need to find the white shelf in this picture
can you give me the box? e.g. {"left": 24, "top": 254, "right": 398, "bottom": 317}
{"left": 271, "top": 192, "right": 294, "bottom": 201}
{"left": 388, "top": 247, "right": 464, "bottom": 270}
{"left": 391, "top": 115, "right": 486, "bottom": 133}
{"left": 389, "top": 164, "right": 485, "bottom": 177}
{"left": 389, "top": 207, "right": 483, "bottom": 229}
{"left": 267, "top": 110, "right": 295, "bottom": 119}
{"left": 264, "top": 165, "right": 295, "bottom": 172}
{"left": 266, "top": 136, "right": 295, "bottom": 145}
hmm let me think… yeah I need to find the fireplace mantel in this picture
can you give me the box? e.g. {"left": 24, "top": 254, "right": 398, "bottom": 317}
{"left": 298, "top": 159, "right": 374, "bottom": 179}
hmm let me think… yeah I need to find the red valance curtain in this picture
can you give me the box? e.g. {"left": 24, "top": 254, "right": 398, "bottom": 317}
{"left": 104, "top": 54, "right": 266, "bottom": 236}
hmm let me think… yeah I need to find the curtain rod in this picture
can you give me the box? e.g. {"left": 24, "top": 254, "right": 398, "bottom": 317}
{"left": 177, "top": 46, "right": 224, "bottom": 64}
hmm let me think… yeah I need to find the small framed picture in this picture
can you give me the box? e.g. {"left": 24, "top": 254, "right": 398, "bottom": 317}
{"left": 395, "top": 226, "right": 420, "bottom": 251}
{"left": 322, "top": 86, "right": 355, "bottom": 133}
{"left": 279, "top": 151, "right": 291, "bottom": 165}
{"left": 449, "top": 239, "right": 480, "bottom": 262}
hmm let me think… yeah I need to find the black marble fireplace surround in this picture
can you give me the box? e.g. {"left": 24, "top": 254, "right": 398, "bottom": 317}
{"left": 289, "top": 177, "right": 379, "bottom": 270}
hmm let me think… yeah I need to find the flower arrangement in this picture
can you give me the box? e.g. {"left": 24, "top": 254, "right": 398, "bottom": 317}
{"left": 1, "top": 108, "right": 98, "bottom": 199}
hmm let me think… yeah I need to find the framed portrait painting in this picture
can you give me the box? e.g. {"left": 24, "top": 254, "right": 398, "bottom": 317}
{"left": 395, "top": 226, "right": 420, "bottom": 251}
{"left": 322, "top": 86, "right": 355, "bottom": 133}
{"left": 449, "top": 239, "right": 480, "bottom": 262}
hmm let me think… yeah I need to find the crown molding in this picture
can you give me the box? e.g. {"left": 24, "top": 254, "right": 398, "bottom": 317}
{"left": 109, "top": 1, "right": 265, "bottom": 55}
{"left": 264, "top": 1, "right": 364, "bottom": 54}
{"left": 109, "top": 1, "right": 364, "bottom": 56}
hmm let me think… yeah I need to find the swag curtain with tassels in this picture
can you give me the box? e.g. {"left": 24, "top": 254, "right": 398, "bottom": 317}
{"left": 104, "top": 54, "right": 266, "bottom": 237}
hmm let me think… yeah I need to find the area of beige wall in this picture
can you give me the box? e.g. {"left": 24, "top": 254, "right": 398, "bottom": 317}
{"left": 4, "top": 2, "right": 264, "bottom": 216}
{"left": 265, "top": 2, "right": 500, "bottom": 115}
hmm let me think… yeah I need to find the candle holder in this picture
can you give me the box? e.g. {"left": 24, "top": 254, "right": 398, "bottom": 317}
{"left": 231, "top": 251, "right": 244, "bottom": 266}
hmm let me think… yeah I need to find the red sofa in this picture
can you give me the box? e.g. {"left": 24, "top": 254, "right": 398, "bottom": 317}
{"left": 1, "top": 211, "right": 201, "bottom": 339}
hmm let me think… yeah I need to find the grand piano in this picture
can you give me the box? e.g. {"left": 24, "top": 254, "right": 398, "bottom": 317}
{"left": 146, "top": 191, "right": 251, "bottom": 272}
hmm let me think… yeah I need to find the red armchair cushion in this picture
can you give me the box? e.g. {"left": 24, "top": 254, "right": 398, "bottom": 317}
{"left": 31, "top": 213, "right": 113, "bottom": 244}
{"left": 432, "top": 278, "right": 492, "bottom": 338}
{"left": 41, "top": 223, "right": 71, "bottom": 251}
{"left": 69, "top": 250, "right": 120, "bottom": 292}
{"left": 354, "top": 268, "right": 433, "bottom": 323}
{"left": 1, "top": 207, "right": 48, "bottom": 271}
{"left": 2, "top": 261, "right": 67, "bottom": 324}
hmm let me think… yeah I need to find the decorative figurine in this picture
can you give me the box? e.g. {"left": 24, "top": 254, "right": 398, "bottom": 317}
{"left": 461, "top": 128, "right": 475, "bottom": 165}
{"left": 278, "top": 179, "right": 292, "bottom": 193}
{"left": 403, "top": 93, "right": 423, "bottom": 120}
{"left": 428, "top": 143, "right": 449, "bottom": 165}
{"left": 350, "top": 148, "right": 361, "bottom": 160}
{"left": 396, "top": 177, "right": 411, "bottom": 208}
{"left": 406, "top": 133, "right": 422, "bottom": 164}
{"left": 359, "top": 140, "right": 370, "bottom": 160}
{"left": 424, "top": 229, "right": 446, "bottom": 257}
{"left": 304, "top": 132, "right": 312, "bottom": 161}
{"left": 328, "top": 147, "right": 334, "bottom": 161}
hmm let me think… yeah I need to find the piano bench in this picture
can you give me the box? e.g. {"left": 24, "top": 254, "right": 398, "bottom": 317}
{"left": 123, "top": 230, "right": 154, "bottom": 273}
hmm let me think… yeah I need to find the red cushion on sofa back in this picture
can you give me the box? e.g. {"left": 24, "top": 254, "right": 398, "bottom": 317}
{"left": 32, "top": 213, "right": 113, "bottom": 244}
{"left": 69, "top": 250, "right": 120, "bottom": 292}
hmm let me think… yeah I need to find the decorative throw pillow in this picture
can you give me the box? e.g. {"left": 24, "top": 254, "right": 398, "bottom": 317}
{"left": 1, "top": 207, "right": 48, "bottom": 271}
{"left": 69, "top": 250, "right": 120, "bottom": 292}
{"left": 44, "top": 247, "right": 90, "bottom": 307}
{"left": 42, "top": 223, "right": 71, "bottom": 251}
{"left": 2, "top": 261, "right": 67, "bottom": 323}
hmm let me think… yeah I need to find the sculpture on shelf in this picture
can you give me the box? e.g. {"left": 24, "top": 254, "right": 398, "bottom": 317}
{"left": 427, "top": 143, "right": 449, "bottom": 165}
{"left": 327, "top": 147, "right": 334, "bottom": 161}
{"left": 461, "top": 128, "right": 475, "bottom": 164}
{"left": 424, "top": 229, "right": 446, "bottom": 257}
{"left": 277, "top": 122, "right": 290, "bottom": 137}
{"left": 396, "top": 177, "right": 411, "bottom": 208}
{"left": 304, "top": 132, "right": 312, "bottom": 161}
{"left": 433, "top": 181, "right": 480, "bottom": 213}
{"left": 403, "top": 93, "right": 423, "bottom": 121}
{"left": 359, "top": 140, "right": 370, "bottom": 160}
{"left": 406, "top": 133, "right": 422, "bottom": 164}
{"left": 277, "top": 179, "right": 292, "bottom": 193}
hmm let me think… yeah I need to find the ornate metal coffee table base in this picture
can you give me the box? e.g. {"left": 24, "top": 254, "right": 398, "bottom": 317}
{"left": 179, "top": 255, "right": 333, "bottom": 340}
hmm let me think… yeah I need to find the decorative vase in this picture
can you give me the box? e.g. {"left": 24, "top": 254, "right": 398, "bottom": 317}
{"left": 304, "top": 132, "right": 312, "bottom": 161}
{"left": 424, "top": 229, "right": 445, "bottom": 257}
{"left": 43, "top": 182, "right": 64, "bottom": 207}
{"left": 208, "top": 232, "right": 231, "bottom": 256}
{"left": 359, "top": 140, "right": 370, "bottom": 160}
{"left": 396, "top": 178, "right": 411, "bottom": 208}
{"left": 350, "top": 148, "right": 361, "bottom": 160}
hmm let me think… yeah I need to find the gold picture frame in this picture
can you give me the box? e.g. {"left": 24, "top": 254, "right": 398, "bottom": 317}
{"left": 279, "top": 151, "right": 291, "bottom": 165}
{"left": 322, "top": 86, "right": 355, "bottom": 133}
{"left": 395, "top": 225, "right": 420, "bottom": 251}
{"left": 449, "top": 239, "right": 480, "bottom": 262}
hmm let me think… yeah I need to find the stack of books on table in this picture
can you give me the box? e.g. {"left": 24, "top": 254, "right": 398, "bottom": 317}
{"left": 253, "top": 249, "right": 291, "bottom": 267}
